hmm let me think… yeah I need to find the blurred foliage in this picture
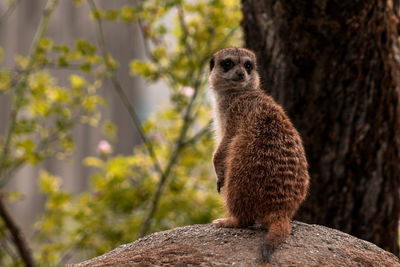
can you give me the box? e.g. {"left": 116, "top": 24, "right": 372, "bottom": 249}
{"left": 0, "top": 0, "right": 242, "bottom": 266}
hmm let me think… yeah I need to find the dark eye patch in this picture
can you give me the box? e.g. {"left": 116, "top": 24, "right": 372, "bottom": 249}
{"left": 220, "top": 58, "right": 234, "bottom": 72}
{"left": 244, "top": 61, "right": 253, "bottom": 74}
{"left": 209, "top": 57, "right": 215, "bottom": 71}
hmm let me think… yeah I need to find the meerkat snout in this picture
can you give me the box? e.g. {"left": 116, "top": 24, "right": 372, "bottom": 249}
{"left": 233, "top": 68, "right": 245, "bottom": 81}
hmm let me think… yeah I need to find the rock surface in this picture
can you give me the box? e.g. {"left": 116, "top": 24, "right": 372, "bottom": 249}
{"left": 69, "top": 221, "right": 400, "bottom": 266}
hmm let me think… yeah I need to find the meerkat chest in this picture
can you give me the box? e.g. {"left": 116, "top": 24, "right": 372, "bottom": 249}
{"left": 212, "top": 106, "right": 225, "bottom": 143}
{"left": 211, "top": 93, "right": 232, "bottom": 143}
{"left": 212, "top": 97, "right": 241, "bottom": 143}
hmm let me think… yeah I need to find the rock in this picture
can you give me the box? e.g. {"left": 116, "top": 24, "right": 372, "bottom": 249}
{"left": 68, "top": 221, "right": 400, "bottom": 266}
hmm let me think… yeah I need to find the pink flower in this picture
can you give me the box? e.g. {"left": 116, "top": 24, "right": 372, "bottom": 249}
{"left": 97, "top": 140, "right": 112, "bottom": 155}
{"left": 180, "top": 86, "right": 195, "bottom": 98}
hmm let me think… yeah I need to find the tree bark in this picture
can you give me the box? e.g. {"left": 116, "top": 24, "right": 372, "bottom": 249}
{"left": 242, "top": 0, "right": 400, "bottom": 254}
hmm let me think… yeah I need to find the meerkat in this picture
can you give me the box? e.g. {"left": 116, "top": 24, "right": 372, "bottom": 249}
{"left": 209, "top": 47, "right": 309, "bottom": 262}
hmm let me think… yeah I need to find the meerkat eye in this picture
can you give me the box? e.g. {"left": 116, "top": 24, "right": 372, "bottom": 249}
{"left": 244, "top": 61, "right": 253, "bottom": 74}
{"left": 220, "top": 58, "right": 234, "bottom": 72}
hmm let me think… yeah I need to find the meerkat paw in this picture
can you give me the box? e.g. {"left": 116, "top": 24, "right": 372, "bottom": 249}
{"left": 217, "top": 179, "right": 224, "bottom": 193}
{"left": 212, "top": 217, "right": 240, "bottom": 228}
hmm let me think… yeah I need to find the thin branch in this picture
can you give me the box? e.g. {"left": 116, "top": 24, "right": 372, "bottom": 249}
{"left": 134, "top": 8, "right": 239, "bottom": 237}
{"left": 56, "top": 232, "right": 88, "bottom": 267}
{"left": 137, "top": 82, "right": 200, "bottom": 238}
{"left": 110, "top": 76, "right": 164, "bottom": 175}
{"left": 0, "top": 196, "right": 36, "bottom": 267}
{"left": 176, "top": 5, "right": 197, "bottom": 67}
{"left": 0, "top": 0, "right": 21, "bottom": 24}
{"left": 217, "top": 27, "right": 240, "bottom": 50}
{"left": 87, "top": 0, "right": 196, "bottom": 237}
{"left": 87, "top": 0, "right": 163, "bottom": 175}
{"left": 87, "top": 0, "right": 217, "bottom": 238}
{"left": 1, "top": 237, "right": 19, "bottom": 263}
{"left": 136, "top": 19, "right": 157, "bottom": 62}
{"left": 182, "top": 119, "right": 213, "bottom": 146}
{"left": 0, "top": 125, "right": 65, "bottom": 188}
{"left": 136, "top": 3, "right": 217, "bottom": 237}
{"left": 136, "top": 19, "right": 175, "bottom": 87}
{"left": 0, "top": 2, "right": 59, "bottom": 265}
{"left": 0, "top": 0, "right": 60, "bottom": 182}
{"left": 44, "top": 62, "right": 83, "bottom": 71}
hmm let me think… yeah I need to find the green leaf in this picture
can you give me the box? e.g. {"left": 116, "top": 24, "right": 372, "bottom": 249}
{"left": 130, "top": 60, "right": 157, "bottom": 79}
{"left": 48, "top": 86, "right": 69, "bottom": 103}
{"left": 104, "top": 53, "right": 118, "bottom": 70}
{"left": 105, "top": 9, "right": 120, "bottom": 21}
{"left": 120, "top": 6, "right": 136, "bottom": 22}
{"left": 38, "top": 38, "right": 53, "bottom": 52}
{"left": 53, "top": 44, "right": 70, "bottom": 53}
{"left": 15, "top": 55, "right": 29, "bottom": 69}
{"left": 80, "top": 62, "right": 92, "bottom": 73}
{"left": 84, "top": 157, "right": 104, "bottom": 168}
{"left": 15, "top": 118, "right": 36, "bottom": 134}
{"left": 57, "top": 56, "right": 69, "bottom": 67}
{"left": 17, "top": 138, "right": 35, "bottom": 154}
{"left": 0, "top": 70, "right": 11, "bottom": 93}
{"left": 153, "top": 46, "right": 167, "bottom": 59}
{"left": 82, "top": 95, "right": 103, "bottom": 111}
{"left": 91, "top": 9, "right": 105, "bottom": 20}
{"left": 106, "top": 156, "right": 134, "bottom": 179}
{"left": 74, "top": 0, "right": 84, "bottom": 7}
{"left": 70, "top": 74, "right": 86, "bottom": 90}
{"left": 76, "top": 39, "right": 96, "bottom": 55}
{"left": 60, "top": 137, "right": 74, "bottom": 152}
{"left": 102, "top": 120, "right": 117, "bottom": 141}
{"left": 39, "top": 171, "right": 61, "bottom": 194}
{"left": 7, "top": 191, "right": 22, "bottom": 203}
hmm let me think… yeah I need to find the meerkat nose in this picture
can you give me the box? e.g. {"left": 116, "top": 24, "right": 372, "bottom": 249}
{"left": 235, "top": 69, "right": 245, "bottom": 80}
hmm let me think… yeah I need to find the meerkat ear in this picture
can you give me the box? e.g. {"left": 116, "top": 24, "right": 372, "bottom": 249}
{"left": 209, "top": 57, "right": 215, "bottom": 71}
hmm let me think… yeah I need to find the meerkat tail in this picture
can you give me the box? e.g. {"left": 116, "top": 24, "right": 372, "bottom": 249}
{"left": 261, "top": 218, "right": 291, "bottom": 263}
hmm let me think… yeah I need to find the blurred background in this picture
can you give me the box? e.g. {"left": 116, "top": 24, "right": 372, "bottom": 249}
{"left": 0, "top": 0, "right": 239, "bottom": 265}
{"left": 1, "top": 0, "right": 146, "bottom": 231}
{"left": 0, "top": 0, "right": 399, "bottom": 266}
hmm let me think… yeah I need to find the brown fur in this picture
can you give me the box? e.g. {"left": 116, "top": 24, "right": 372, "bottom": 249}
{"left": 209, "top": 48, "right": 309, "bottom": 262}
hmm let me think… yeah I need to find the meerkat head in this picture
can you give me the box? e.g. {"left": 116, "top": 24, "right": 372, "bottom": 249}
{"left": 209, "top": 47, "right": 260, "bottom": 93}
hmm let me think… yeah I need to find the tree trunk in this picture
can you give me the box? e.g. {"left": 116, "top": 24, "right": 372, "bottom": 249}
{"left": 242, "top": 0, "right": 400, "bottom": 254}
